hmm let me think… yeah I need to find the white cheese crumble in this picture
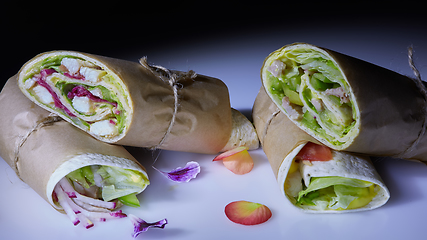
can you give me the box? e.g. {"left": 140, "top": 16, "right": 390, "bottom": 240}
{"left": 79, "top": 67, "right": 106, "bottom": 83}
{"left": 33, "top": 85, "right": 54, "bottom": 104}
{"left": 89, "top": 88, "right": 103, "bottom": 98}
{"left": 61, "top": 58, "right": 95, "bottom": 75}
{"left": 25, "top": 77, "right": 37, "bottom": 89}
{"left": 90, "top": 120, "right": 118, "bottom": 137}
{"left": 72, "top": 96, "right": 93, "bottom": 114}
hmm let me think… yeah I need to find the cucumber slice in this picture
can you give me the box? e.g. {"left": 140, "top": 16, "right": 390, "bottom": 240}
{"left": 118, "top": 193, "right": 140, "bottom": 207}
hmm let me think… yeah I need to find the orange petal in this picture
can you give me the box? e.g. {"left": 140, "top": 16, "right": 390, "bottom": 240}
{"left": 213, "top": 146, "right": 248, "bottom": 161}
{"left": 222, "top": 149, "right": 254, "bottom": 175}
{"left": 225, "top": 201, "right": 272, "bottom": 225}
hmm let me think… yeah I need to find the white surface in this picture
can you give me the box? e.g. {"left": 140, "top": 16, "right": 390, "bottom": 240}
{"left": 2, "top": 19, "right": 427, "bottom": 240}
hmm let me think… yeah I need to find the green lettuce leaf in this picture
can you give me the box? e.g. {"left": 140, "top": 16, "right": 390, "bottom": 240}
{"left": 297, "top": 177, "right": 376, "bottom": 210}
{"left": 300, "top": 59, "right": 343, "bottom": 84}
{"left": 284, "top": 49, "right": 326, "bottom": 64}
{"left": 67, "top": 166, "right": 92, "bottom": 189}
{"left": 97, "top": 166, "right": 148, "bottom": 203}
{"left": 266, "top": 47, "right": 356, "bottom": 146}
{"left": 67, "top": 165, "right": 149, "bottom": 207}
{"left": 24, "top": 55, "right": 82, "bottom": 80}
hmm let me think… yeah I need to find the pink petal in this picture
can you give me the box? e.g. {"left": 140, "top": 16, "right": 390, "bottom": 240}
{"left": 225, "top": 201, "right": 272, "bottom": 225}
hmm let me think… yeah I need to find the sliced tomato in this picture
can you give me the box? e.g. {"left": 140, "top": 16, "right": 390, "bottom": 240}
{"left": 295, "top": 142, "right": 332, "bottom": 162}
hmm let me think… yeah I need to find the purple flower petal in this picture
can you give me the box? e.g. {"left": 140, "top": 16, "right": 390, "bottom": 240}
{"left": 129, "top": 214, "right": 167, "bottom": 238}
{"left": 153, "top": 161, "right": 200, "bottom": 183}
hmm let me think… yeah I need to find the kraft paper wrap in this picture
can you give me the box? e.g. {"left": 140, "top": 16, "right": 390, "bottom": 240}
{"left": 261, "top": 43, "right": 427, "bottom": 161}
{"left": 253, "top": 87, "right": 322, "bottom": 179}
{"left": 0, "top": 76, "right": 147, "bottom": 211}
{"left": 253, "top": 88, "right": 389, "bottom": 212}
{"left": 17, "top": 51, "right": 258, "bottom": 154}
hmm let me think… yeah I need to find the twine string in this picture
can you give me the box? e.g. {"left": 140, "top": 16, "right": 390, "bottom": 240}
{"left": 12, "top": 114, "right": 62, "bottom": 179}
{"left": 139, "top": 57, "right": 197, "bottom": 155}
{"left": 395, "top": 46, "right": 427, "bottom": 158}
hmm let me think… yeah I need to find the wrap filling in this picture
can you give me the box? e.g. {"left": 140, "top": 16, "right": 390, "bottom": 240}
{"left": 284, "top": 142, "right": 379, "bottom": 211}
{"left": 22, "top": 55, "right": 129, "bottom": 139}
{"left": 264, "top": 47, "right": 357, "bottom": 146}
{"left": 53, "top": 165, "right": 149, "bottom": 227}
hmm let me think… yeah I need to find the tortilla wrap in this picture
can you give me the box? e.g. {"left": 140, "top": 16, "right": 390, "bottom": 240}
{"left": 0, "top": 76, "right": 148, "bottom": 212}
{"left": 17, "top": 51, "right": 258, "bottom": 154}
{"left": 253, "top": 87, "right": 389, "bottom": 213}
{"left": 261, "top": 42, "right": 426, "bottom": 161}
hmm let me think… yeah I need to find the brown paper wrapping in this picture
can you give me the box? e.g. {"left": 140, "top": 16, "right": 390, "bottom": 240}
{"left": 17, "top": 51, "right": 258, "bottom": 154}
{"left": 253, "top": 87, "right": 389, "bottom": 212}
{"left": 253, "top": 87, "right": 321, "bottom": 179}
{"left": 0, "top": 76, "right": 147, "bottom": 211}
{"left": 261, "top": 43, "right": 426, "bottom": 161}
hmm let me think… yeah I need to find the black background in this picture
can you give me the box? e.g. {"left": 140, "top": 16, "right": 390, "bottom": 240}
{"left": 2, "top": 3, "right": 426, "bottom": 88}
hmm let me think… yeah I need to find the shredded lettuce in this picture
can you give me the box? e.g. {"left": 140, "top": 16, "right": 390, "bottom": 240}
{"left": 25, "top": 56, "right": 128, "bottom": 136}
{"left": 67, "top": 166, "right": 92, "bottom": 189}
{"left": 266, "top": 47, "right": 356, "bottom": 146}
{"left": 23, "top": 55, "right": 82, "bottom": 81}
{"left": 296, "top": 176, "right": 377, "bottom": 210}
{"left": 66, "top": 165, "right": 149, "bottom": 207}
{"left": 300, "top": 59, "right": 344, "bottom": 84}
{"left": 97, "top": 166, "right": 148, "bottom": 203}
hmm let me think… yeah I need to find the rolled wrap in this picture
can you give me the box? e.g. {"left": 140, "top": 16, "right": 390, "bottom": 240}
{"left": 18, "top": 51, "right": 258, "bottom": 154}
{"left": 253, "top": 88, "right": 389, "bottom": 213}
{"left": 261, "top": 43, "right": 426, "bottom": 160}
{"left": 0, "top": 76, "right": 148, "bottom": 212}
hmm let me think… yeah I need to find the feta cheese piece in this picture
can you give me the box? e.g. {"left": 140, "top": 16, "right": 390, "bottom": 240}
{"left": 25, "top": 77, "right": 37, "bottom": 89}
{"left": 79, "top": 67, "right": 106, "bottom": 83}
{"left": 90, "top": 120, "right": 118, "bottom": 137}
{"left": 89, "top": 88, "right": 103, "bottom": 98}
{"left": 33, "top": 85, "right": 54, "bottom": 104}
{"left": 72, "top": 96, "right": 93, "bottom": 114}
{"left": 61, "top": 58, "right": 95, "bottom": 75}
{"left": 61, "top": 58, "right": 84, "bottom": 75}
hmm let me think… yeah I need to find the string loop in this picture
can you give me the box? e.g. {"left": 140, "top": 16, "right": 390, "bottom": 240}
{"left": 139, "top": 57, "right": 197, "bottom": 153}
{"left": 395, "top": 46, "right": 426, "bottom": 158}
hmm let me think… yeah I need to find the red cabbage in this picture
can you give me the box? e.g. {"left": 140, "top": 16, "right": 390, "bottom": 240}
{"left": 67, "top": 85, "right": 118, "bottom": 108}
{"left": 64, "top": 72, "right": 85, "bottom": 80}
{"left": 36, "top": 69, "right": 76, "bottom": 117}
